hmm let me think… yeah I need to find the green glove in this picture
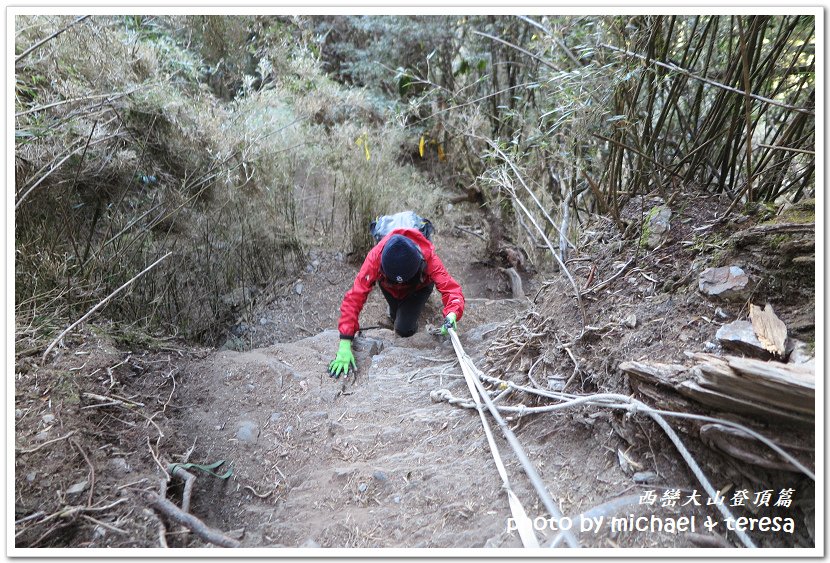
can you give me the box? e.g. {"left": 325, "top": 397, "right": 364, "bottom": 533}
{"left": 328, "top": 339, "right": 356, "bottom": 378}
{"left": 440, "top": 312, "right": 458, "bottom": 336}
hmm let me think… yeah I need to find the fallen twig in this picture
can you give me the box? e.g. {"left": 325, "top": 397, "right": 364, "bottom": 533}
{"left": 70, "top": 439, "right": 96, "bottom": 507}
{"left": 42, "top": 253, "right": 172, "bottom": 363}
{"left": 17, "top": 431, "right": 76, "bottom": 454}
{"left": 15, "top": 15, "right": 90, "bottom": 63}
{"left": 145, "top": 492, "right": 240, "bottom": 548}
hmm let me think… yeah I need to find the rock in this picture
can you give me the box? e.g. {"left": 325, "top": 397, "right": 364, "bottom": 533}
{"left": 259, "top": 317, "right": 269, "bottom": 326}
{"left": 633, "top": 471, "right": 658, "bottom": 484}
{"left": 311, "top": 260, "right": 320, "bottom": 268}
{"left": 294, "top": 283, "right": 303, "bottom": 295}
{"left": 698, "top": 266, "right": 750, "bottom": 301}
{"left": 716, "top": 320, "right": 775, "bottom": 360}
{"left": 236, "top": 421, "right": 260, "bottom": 443}
{"left": 643, "top": 206, "right": 672, "bottom": 249}
{"left": 787, "top": 339, "right": 814, "bottom": 365}
{"left": 357, "top": 483, "right": 368, "bottom": 493}
{"left": 372, "top": 470, "right": 389, "bottom": 482}
{"left": 108, "top": 458, "right": 130, "bottom": 477}
{"left": 333, "top": 467, "right": 356, "bottom": 481}
{"left": 622, "top": 313, "right": 637, "bottom": 328}
{"left": 15, "top": 409, "right": 23, "bottom": 418}
{"left": 714, "top": 307, "right": 732, "bottom": 320}
{"left": 246, "top": 384, "right": 256, "bottom": 393}
{"left": 300, "top": 538, "right": 320, "bottom": 548}
{"left": 328, "top": 421, "right": 345, "bottom": 435}
{"left": 269, "top": 412, "right": 283, "bottom": 423}
{"left": 357, "top": 337, "right": 385, "bottom": 356}
{"left": 34, "top": 430, "right": 50, "bottom": 442}
{"left": 704, "top": 341, "right": 718, "bottom": 352}
{"left": 26, "top": 471, "right": 37, "bottom": 483}
{"left": 393, "top": 495, "right": 401, "bottom": 504}
{"left": 41, "top": 414, "right": 56, "bottom": 425}
{"left": 66, "top": 480, "right": 88, "bottom": 496}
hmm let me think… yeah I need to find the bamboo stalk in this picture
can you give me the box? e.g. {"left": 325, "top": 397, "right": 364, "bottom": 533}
{"left": 600, "top": 42, "right": 814, "bottom": 116}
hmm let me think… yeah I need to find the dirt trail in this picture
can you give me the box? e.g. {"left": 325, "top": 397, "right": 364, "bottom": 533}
{"left": 172, "top": 224, "right": 690, "bottom": 548}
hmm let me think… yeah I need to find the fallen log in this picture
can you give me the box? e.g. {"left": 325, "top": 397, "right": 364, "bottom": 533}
{"left": 700, "top": 423, "right": 813, "bottom": 473}
{"left": 690, "top": 353, "right": 814, "bottom": 417}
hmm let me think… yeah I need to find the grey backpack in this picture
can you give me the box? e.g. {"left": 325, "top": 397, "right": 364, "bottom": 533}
{"left": 370, "top": 211, "right": 434, "bottom": 243}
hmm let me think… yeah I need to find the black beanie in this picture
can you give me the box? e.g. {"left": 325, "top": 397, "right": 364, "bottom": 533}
{"left": 381, "top": 235, "right": 423, "bottom": 283}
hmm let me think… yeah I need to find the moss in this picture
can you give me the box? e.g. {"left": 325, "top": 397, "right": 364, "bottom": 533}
{"left": 765, "top": 198, "right": 815, "bottom": 225}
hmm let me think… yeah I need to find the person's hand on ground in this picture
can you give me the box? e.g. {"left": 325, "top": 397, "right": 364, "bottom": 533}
{"left": 328, "top": 339, "right": 356, "bottom": 378}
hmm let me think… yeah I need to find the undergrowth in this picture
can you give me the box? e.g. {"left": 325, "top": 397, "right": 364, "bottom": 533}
{"left": 15, "top": 15, "right": 441, "bottom": 356}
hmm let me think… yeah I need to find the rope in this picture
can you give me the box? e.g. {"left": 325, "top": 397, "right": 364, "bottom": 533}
{"left": 432, "top": 385, "right": 764, "bottom": 548}
{"left": 447, "top": 328, "right": 581, "bottom": 548}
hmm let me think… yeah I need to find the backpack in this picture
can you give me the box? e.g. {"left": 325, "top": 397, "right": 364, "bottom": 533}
{"left": 370, "top": 211, "right": 434, "bottom": 243}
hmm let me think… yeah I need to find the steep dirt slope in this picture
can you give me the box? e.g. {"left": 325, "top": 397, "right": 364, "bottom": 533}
{"left": 174, "top": 294, "right": 703, "bottom": 549}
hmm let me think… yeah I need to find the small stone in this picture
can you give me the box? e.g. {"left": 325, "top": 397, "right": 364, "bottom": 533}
{"left": 246, "top": 384, "right": 256, "bottom": 392}
{"left": 34, "top": 430, "right": 50, "bottom": 441}
{"left": 787, "top": 339, "right": 814, "bottom": 365}
{"left": 393, "top": 495, "right": 401, "bottom": 504}
{"left": 108, "top": 458, "right": 130, "bottom": 476}
{"left": 622, "top": 313, "right": 637, "bottom": 328}
{"left": 15, "top": 409, "right": 23, "bottom": 418}
{"left": 294, "top": 283, "right": 304, "bottom": 295}
{"left": 328, "top": 421, "right": 345, "bottom": 435}
{"left": 41, "top": 414, "right": 55, "bottom": 424}
{"left": 632, "top": 471, "right": 657, "bottom": 484}
{"left": 372, "top": 470, "right": 388, "bottom": 482}
{"left": 214, "top": 425, "right": 222, "bottom": 431}
{"left": 300, "top": 538, "right": 320, "bottom": 548}
{"left": 306, "top": 411, "right": 328, "bottom": 421}
{"left": 66, "top": 480, "right": 89, "bottom": 496}
{"left": 357, "top": 483, "right": 368, "bottom": 493}
{"left": 284, "top": 425, "right": 293, "bottom": 435}
{"left": 704, "top": 341, "right": 718, "bottom": 352}
{"left": 269, "top": 412, "right": 283, "bottom": 423}
{"left": 714, "top": 307, "right": 732, "bottom": 320}
{"left": 260, "top": 317, "right": 269, "bottom": 326}
{"left": 311, "top": 260, "right": 320, "bottom": 268}
{"left": 333, "top": 467, "right": 355, "bottom": 481}
{"left": 698, "top": 266, "right": 750, "bottom": 301}
{"left": 236, "top": 421, "right": 260, "bottom": 443}
{"left": 26, "top": 471, "right": 37, "bottom": 483}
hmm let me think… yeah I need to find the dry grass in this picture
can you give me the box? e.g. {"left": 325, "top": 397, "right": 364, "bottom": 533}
{"left": 15, "top": 15, "right": 440, "bottom": 355}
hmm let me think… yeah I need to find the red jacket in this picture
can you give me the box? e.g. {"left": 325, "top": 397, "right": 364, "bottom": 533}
{"left": 338, "top": 228, "right": 465, "bottom": 339}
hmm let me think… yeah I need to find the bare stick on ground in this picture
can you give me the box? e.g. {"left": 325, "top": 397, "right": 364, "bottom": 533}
{"left": 145, "top": 492, "right": 241, "bottom": 548}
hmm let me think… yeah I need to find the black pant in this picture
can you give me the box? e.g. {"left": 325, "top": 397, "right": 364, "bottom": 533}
{"left": 380, "top": 283, "right": 434, "bottom": 337}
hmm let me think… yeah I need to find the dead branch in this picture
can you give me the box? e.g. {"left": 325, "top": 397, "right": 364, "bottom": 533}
{"left": 15, "top": 15, "right": 91, "bottom": 64}
{"left": 70, "top": 439, "right": 95, "bottom": 507}
{"left": 168, "top": 465, "right": 196, "bottom": 514}
{"left": 144, "top": 492, "right": 240, "bottom": 548}
{"left": 17, "top": 431, "right": 76, "bottom": 454}
{"left": 41, "top": 252, "right": 172, "bottom": 363}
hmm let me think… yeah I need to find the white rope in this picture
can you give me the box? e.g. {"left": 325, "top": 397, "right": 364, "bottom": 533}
{"left": 448, "top": 328, "right": 581, "bottom": 548}
{"left": 433, "top": 384, "right": 764, "bottom": 548}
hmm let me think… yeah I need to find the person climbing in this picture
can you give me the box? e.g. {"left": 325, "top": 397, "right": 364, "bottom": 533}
{"left": 328, "top": 219, "right": 465, "bottom": 378}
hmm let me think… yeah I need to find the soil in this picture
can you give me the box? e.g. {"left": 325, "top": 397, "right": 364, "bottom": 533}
{"left": 13, "top": 195, "right": 816, "bottom": 550}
